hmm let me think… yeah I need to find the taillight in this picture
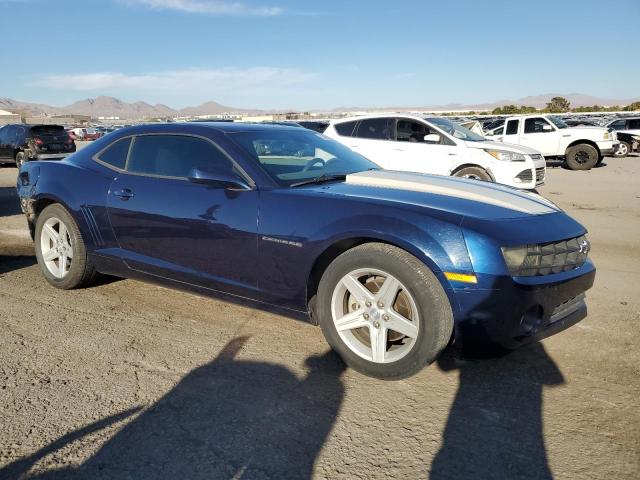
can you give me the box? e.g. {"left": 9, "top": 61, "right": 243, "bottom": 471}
{"left": 35, "top": 138, "right": 44, "bottom": 146}
{"left": 65, "top": 137, "right": 73, "bottom": 144}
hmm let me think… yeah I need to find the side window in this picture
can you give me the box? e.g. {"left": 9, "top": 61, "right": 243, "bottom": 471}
{"left": 334, "top": 121, "right": 358, "bottom": 137}
{"left": 395, "top": 119, "right": 429, "bottom": 142}
{"left": 608, "top": 120, "right": 625, "bottom": 130}
{"left": 505, "top": 120, "right": 519, "bottom": 135}
{"left": 127, "top": 135, "right": 234, "bottom": 178}
{"left": 96, "top": 137, "right": 132, "bottom": 170}
{"left": 524, "top": 118, "right": 553, "bottom": 134}
{"left": 354, "top": 118, "right": 393, "bottom": 140}
{"left": 628, "top": 119, "right": 640, "bottom": 129}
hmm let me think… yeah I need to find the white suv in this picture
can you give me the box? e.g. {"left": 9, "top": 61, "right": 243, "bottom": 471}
{"left": 325, "top": 115, "right": 546, "bottom": 190}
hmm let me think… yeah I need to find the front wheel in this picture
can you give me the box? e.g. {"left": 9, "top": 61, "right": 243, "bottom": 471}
{"left": 565, "top": 144, "right": 598, "bottom": 170}
{"left": 316, "top": 243, "right": 453, "bottom": 380}
{"left": 34, "top": 204, "right": 97, "bottom": 289}
{"left": 614, "top": 141, "right": 630, "bottom": 158}
{"left": 452, "top": 166, "right": 492, "bottom": 181}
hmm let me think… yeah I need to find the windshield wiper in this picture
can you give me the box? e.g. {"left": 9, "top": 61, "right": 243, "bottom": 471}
{"left": 290, "top": 173, "right": 347, "bottom": 188}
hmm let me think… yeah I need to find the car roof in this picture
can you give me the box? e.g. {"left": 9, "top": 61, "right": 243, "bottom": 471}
{"left": 331, "top": 113, "right": 427, "bottom": 124}
{"left": 116, "top": 122, "right": 305, "bottom": 135}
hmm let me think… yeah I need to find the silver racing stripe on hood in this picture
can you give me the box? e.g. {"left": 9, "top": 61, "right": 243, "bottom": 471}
{"left": 345, "top": 170, "right": 558, "bottom": 215}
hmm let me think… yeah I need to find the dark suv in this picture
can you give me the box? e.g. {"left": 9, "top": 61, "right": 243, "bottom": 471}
{"left": 0, "top": 124, "right": 76, "bottom": 167}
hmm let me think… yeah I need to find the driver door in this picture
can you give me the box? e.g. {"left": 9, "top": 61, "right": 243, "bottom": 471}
{"left": 106, "top": 134, "right": 259, "bottom": 297}
{"left": 385, "top": 118, "right": 458, "bottom": 176}
{"left": 520, "top": 118, "right": 560, "bottom": 155}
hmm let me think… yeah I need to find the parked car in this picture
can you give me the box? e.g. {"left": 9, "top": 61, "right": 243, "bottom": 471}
{"left": 606, "top": 116, "right": 640, "bottom": 135}
{"left": 296, "top": 120, "right": 330, "bottom": 133}
{"left": 324, "top": 115, "right": 546, "bottom": 190}
{"left": 485, "top": 114, "right": 617, "bottom": 170}
{"left": 0, "top": 124, "right": 75, "bottom": 167}
{"left": 69, "top": 128, "right": 88, "bottom": 140}
{"left": 613, "top": 131, "right": 639, "bottom": 157}
{"left": 17, "top": 123, "right": 595, "bottom": 379}
{"left": 562, "top": 119, "right": 600, "bottom": 127}
{"left": 83, "top": 128, "right": 103, "bottom": 141}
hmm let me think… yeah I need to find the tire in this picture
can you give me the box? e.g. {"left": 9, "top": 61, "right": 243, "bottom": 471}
{"left": 316, "top": 243, "right": 453, "bottom": 380}
{"left": 452, "top": 166, "right": 492, "bottom": 182}
{"left": 34, "top": 204, "right": 97, "bottom": 289}
{"left": 15, "top": 151, "right": 26, "bottom": 169}
{"left": 614, "top": 141, "right": 630, "bottom": 158}
{"left": 565, "top": 144, "right": 598, "bottom": 170}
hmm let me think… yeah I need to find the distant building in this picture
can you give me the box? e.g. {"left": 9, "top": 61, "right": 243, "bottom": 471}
{"left": 0, "top": 109, "right": 22, "bottom": 125}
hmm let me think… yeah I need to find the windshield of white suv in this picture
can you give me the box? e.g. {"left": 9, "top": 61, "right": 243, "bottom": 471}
{"left": 425, "top": 117, "right": 486, "bottom": 142}
{"left": 548, "top": 116, "right": 569, "bottom": 129}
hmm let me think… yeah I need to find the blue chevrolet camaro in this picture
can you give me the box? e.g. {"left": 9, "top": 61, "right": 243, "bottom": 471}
{"left": 16, "top": 123, "right": 595, "bottom": 379}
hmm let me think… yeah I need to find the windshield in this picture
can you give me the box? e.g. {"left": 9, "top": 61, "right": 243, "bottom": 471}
{"left": 230, "top": 129, "right": 378, "bottom": 187}
{"left": 547, "top": 116, "right": 568, "bottom": 129}
{"left": 425, "top": 117, "right": 485, "bottom": 142}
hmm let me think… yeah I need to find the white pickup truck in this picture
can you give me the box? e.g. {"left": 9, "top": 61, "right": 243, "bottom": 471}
{"left": 486, "top": 114, "right": 617, "bottom": 170}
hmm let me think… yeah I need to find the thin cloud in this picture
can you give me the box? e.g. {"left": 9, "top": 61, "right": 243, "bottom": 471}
{"left": 119, "top": 0, "right": 283, "bottom": 16}
{"left": 28, "top": 68, "right": 317, "bottom": 95}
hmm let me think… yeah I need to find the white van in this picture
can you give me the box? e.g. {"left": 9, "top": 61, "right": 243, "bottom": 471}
{"left": 324, "top": 114, "right": 546, "bottom": 190}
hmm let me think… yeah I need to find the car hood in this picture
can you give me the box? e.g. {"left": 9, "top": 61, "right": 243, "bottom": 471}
{"left": 314, "top": 170, "right": 560, "bottom": 221}
{"left": 462, "top": 139, "right": 542, "bottom": 155}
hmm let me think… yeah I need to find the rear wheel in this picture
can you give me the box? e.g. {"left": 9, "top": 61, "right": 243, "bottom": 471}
{"left": 614, "top": 141, "right": 630, "bottom": 158}
{"left": 452, "top": 166, "right": 492, "bottom": 182}
{"left": 34, "top": 204, "right": 97, "bottom": 289}
{"left": 565, "top": 144, "right": 598, "bottom": 170}
{"left": 316, "top": 243, "right": 453, "bottom": 379}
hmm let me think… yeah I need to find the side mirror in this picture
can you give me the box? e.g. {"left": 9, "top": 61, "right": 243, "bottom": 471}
{"left": 187, "top": 167, "right": 250, "bottom": 190}
{"left": 542, "top": 124, "right": 553, "bottom": 132}
{"left": 424, "top": 133, "right": 441, "bottom": 143}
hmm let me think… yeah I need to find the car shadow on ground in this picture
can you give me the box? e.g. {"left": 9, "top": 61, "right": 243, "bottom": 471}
{"left": 430, "top": 341, "right": 564, "bottom": 480}
{"left": 0, "top": 255, "right": 36, "bottom": 275}
{"left": 0, "top": 336, "right": 347, "bottom": 479}
{"left": 0, "top": 186, "right": 21, "bottom": 217}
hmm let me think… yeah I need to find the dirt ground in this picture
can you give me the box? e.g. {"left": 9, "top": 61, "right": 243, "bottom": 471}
{"left": 0, "top": 148, "right": 638, "bottom": 479}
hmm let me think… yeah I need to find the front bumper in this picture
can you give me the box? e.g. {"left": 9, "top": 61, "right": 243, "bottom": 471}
{"left": 452, "top": 262, "right": 595, "bottom": 348}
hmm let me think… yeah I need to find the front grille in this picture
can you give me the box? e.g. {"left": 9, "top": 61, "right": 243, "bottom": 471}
{"left": 516, "top": 235, "right": 590, "bottom": 276}
{"left": 535, "top": 167, "right": 545, "bottom": 183}
{"left": 516, "top": 169, "right": 533, "bottom": 182}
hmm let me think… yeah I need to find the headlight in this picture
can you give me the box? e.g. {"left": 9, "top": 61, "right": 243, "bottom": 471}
{"left": 484, "top": 149, "right": 526, "bottom": 162}
{"left": 501, "top": 235, "right": 590, "bottom": 277}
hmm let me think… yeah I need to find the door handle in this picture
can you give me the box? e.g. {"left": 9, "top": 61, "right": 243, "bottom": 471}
{"left": 448, "top": 153, "right": 457, "bottom": 156}
{"left": 112, "top": 188, "right": 135, "bottom": 200}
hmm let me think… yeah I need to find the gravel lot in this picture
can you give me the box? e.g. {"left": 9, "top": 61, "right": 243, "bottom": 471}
{"left": 1, "top": 147, "right": 639, "bottom": 479}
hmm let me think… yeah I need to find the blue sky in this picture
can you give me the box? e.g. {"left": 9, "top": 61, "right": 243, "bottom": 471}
{"left": 1, "top": 0, "right": 638, "bottom": 109}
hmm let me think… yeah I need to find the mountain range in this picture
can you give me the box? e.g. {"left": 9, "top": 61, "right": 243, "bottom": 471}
{"left": 1, "top": 93, "right": 638, "bottom": 119}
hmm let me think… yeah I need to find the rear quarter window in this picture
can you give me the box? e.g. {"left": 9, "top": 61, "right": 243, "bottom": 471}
{"left": 96, "top": 137, "right": 132, "bottom": 170}
{"left": 334, "top": 121, "right": 358, "bottom": 137}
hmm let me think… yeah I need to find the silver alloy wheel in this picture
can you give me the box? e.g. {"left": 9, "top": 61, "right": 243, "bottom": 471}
{"left": 331, "top": 268, "right": 420, "bottom": 364}
{"left": 40, "top": 217, "right": 73, "bottom": 278}
{"left": 615, "top": 143, "right": 628, "bottom": 156}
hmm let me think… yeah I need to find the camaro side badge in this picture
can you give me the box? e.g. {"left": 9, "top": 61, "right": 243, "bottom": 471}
{"left": 262, "top": 236, "right": 303, "bottom": 248}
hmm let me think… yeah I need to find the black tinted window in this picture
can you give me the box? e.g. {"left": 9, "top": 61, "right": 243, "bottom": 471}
{"left": 608, "top": 120, "right": 625, "bottom": 130}
{"left": 127, "top": 135, "right": 234, "bottom": 178}
{"left": 396, "top": 119, "right": 430, "bottom": 142}
{"left": 334, "top": 121, "right": 357, "bottom": 137}
{"left": 355, "top": 118, "right": 393, "bottom": 140}
{"left": 524, "top": 118, "right": 552, "bottom": 134}
{"left": 628, "top": 119, "right": 640, "bottom": 129}
{"left": 97, "top": 137, "right": 131, "bottom": 169}
{"left": 505, "top": 120, "right": 519, "bottom": 135}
